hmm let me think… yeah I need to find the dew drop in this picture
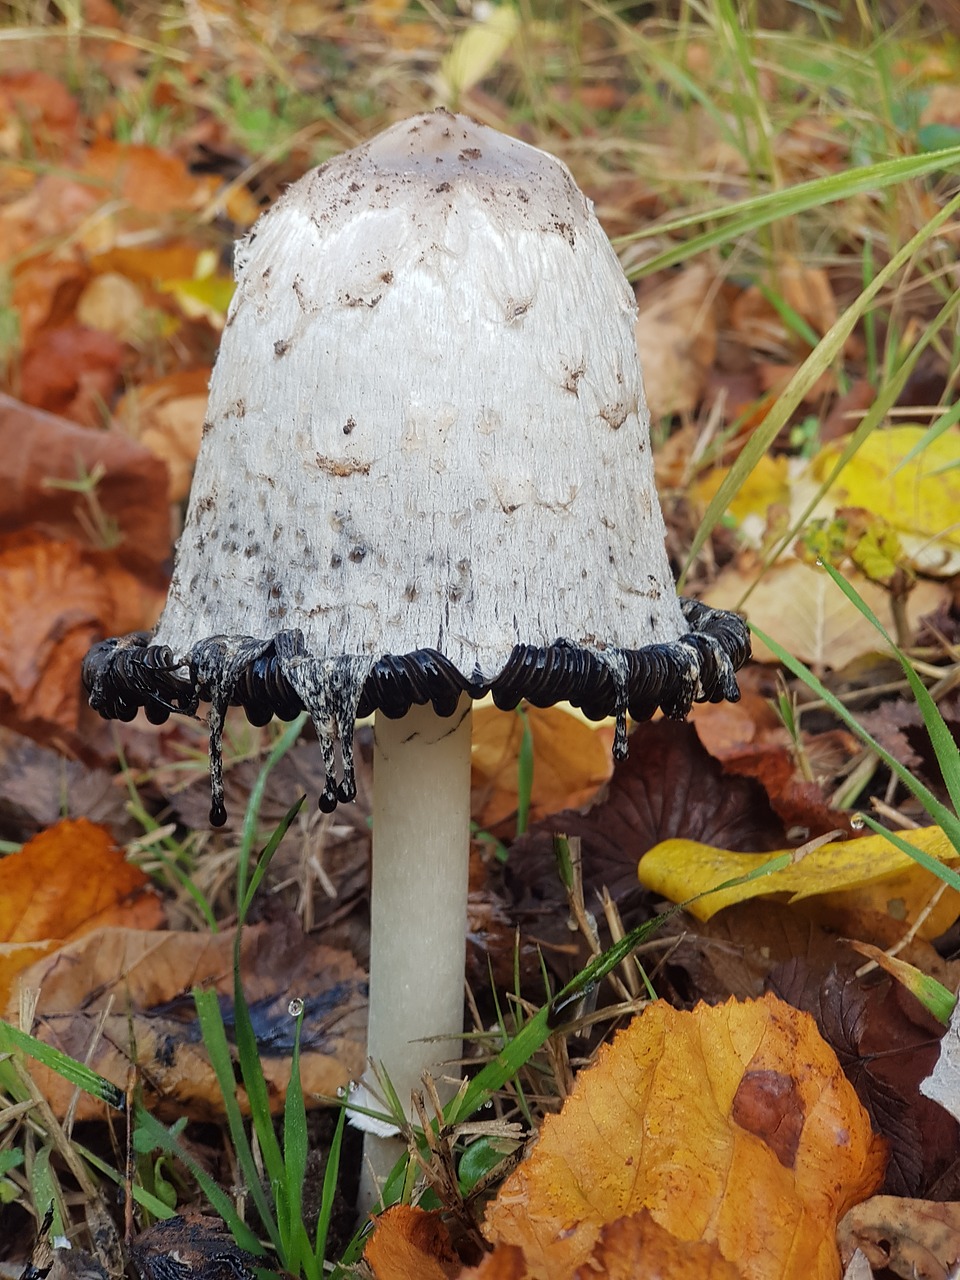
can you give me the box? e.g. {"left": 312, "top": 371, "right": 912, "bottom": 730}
{"left": 288, "top": 996, "right": 304, "bottom": 1017}
{"left": 815, "top": 557, "right": 824, "bottom": 568}
{"left": 850, "top": 812, "right": 865, "bottom": 830}
{"left": 336, "top": 1085, "right": 346, "bottom": 1099}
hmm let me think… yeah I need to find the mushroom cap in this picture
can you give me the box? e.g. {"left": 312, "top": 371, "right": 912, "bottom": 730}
{"left": 83, "top": 109, "right": 749, "bottom": 819}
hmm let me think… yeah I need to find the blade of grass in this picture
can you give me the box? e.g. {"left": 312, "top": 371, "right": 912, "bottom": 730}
{"left": 193, "top": 987, "right": 282, "bottom": 1251}
{"left": 679, "top": 185, "right": 960, "bottom": 587}
{"left": 135, "top": 1107, "right": 264, "bottom": 1254}
{"left": 625, "top": 146, "right": 960, "bottom": 273}
{"left": 819, "top": 561, "right": 960, "bottom": 815}
{"left": 751, "top": 623, "right": 960, "bottom": 854}
{"left": 314, "top": 1107, "right": 346, "bottom": 1264}
{"left": 858, "top": 814, "right": 960, "bottom": 893}
{"left": 237, "top": 713, "right": 307, "bottom": 913}
{"left": 0, "top": 1023, "right": 125, "bottom": 1110}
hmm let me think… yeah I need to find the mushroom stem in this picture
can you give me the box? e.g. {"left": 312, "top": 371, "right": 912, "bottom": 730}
{"left": 359, "top": 695, "right": 473, "bottom": 1209}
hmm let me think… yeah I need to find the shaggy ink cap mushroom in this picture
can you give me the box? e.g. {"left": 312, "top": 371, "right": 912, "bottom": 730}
{"left": 83, "top": 108, "right": 750, "bottom": 1208}
{"left": 82, "top": 108, "right": 750, "bottom": 822}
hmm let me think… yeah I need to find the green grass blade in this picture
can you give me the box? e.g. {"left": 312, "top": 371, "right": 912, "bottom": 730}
{"left": 314, "top": 1107, "right": 346, "bottom": 1264}
{"left": 281, "top": 1008, "right": 312, "bottom": 1275}
{"left": 893, "top": 397, "right": 960, "bottom": 475}
{"left": 193, "top": 987, "right": 282, "bottom": 1251}
{"left": 680, "top": 185, "right": 960, "bottom": 586}
{"left": 819, "top": 562, "right": 960, "bottom": 816}
{"left": 858, "top": 815, "right": 960, "bottom": 893}
{"left": 0, "top": 1022, "right": 125, "bottom": 1110}
{"left": 135, "top": 1107, "right": 264, "bottom": 1254}
{"left": 751, "top": 623, "right": 960, "bottom": 853}
{"left": 237, "top": 713, "right": 307, "bottom": 914}
{"left": 626, "top": 146, "right": 960, "bottom": 274}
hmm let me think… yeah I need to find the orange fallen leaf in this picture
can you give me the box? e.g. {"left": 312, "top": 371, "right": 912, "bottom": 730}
{"left": 471, "top": 704, "right": 611, "bottom": 834}
{"left": 18, "top": 325, "right": 126, "bottom": 426}
{"left": 573, "top": 1211, "right": 744, "bottom": 1280}
{"left": 0, "top": 818, "right": 163, "bottom": 1006}
{"left": 116, "top": 368, "right": 211, "bottom": 502}
{"left": 8, "top": 921, "right": 366, "bottom": 1121}
{"left": 0, "top": 531, "right": 166, "bottom": 742}
{"left": 364, "top": 1205, "right": 461, "bottom": 1280}
{"left": 484, "top": 994, "right": 886, "bottom": 1280}
{"left": 460, "top": 1245, "right": 528, "bottom": 1278}
{"left": 0, "top": 71, "right": 80, "bottom": 160}
{"left": 82, "top": 139, "right": 219, "bottom": 216}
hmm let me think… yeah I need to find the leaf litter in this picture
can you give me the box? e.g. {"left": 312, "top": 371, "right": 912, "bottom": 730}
{"left": 1, "top": 2, "right": 959, "bottom": 1277}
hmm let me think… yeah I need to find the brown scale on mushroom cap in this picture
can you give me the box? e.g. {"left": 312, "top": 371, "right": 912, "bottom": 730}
{"left": 82, "top": 109, "right": 749, "bottom": 825}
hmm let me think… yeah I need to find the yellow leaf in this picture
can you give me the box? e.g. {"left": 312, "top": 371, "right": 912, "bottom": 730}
{"left": 483, "top": 995, "right": 886, "bottom": 1280}
{"left": 439, "top": 5, "right": 520, "bottom": 99}
{"left": 814, "top": 426, "right": 960, "bottom": 550}
{"left": 692, "top": 453, "right": 790, "bottom": 529}
{"left": 637, "top": 826, "right": 960, "bottom": 937}
{"left": 472, "top": 703, "right": 611, "bottom": 831}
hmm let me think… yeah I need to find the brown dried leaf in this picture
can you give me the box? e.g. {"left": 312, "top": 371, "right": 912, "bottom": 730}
{"left": 635, "top": 264, "right": 717, "bottom": 419}
{"left": 839, "top": 1196, "right": 960, "bottom": 1280}
{"left": 572, "top": 1212, "right": 744, "bottom": 1279}
{"left": 18, "top": 325, "right": 126, "bottom": 426}
{"left": 8, "top": 919, "right": 366, "bottom": 1121}
{"left": 116, "top": 368, "right": 212, "bottom": 502}
{"left": 0, "top": 393, "right": 171, "bottom": 577}
{"left": 364, "top": 1205, "right": 461, "bottom": 1280}
{"left": 471, "top": 705, "right": 612, "bottom": 835}
{"left": 0, "top": 531, "right": 166, "bottom": 743}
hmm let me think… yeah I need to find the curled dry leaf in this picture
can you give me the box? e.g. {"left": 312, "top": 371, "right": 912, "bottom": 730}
{"left": 0, "top": 531, "right": 166, "bottom": 743}
{"left": 471, "top": 704, "right": 612, "bottom": 835}
{"left": 838, "top": 1196, "right": 960, "bottom": 1280}
{"left": 0, "top": 393, "right": 171, "bottom": 577}
{"left": 364, "top": 1205, "right": 461, "bottom": 1280}
{"left": 7, "top": 919, "right": 366, "bottom": 1122}
{"left": 116, "top": 368, "right": 214, "bottom": 503}
{"left": 637, "top": 826, "right": 960, "bottom": 940}
{"left": 635, "top": 263, "right": 718, "bottom": 420}
{"left": 483, "top": 995, "right": 886, "bottom": 1280}
{"left": 702, "top": 560, "right": 943, "bottom": 669}
{"left": 0, "top": 818, "right": 163, "bottom": 1007}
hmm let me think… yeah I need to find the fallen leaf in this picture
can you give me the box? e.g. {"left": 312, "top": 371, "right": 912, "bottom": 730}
{"left": 483, "top": 995, "right": 886, "bottom": 1280}
{"left": 75, "top": 271, "right": 148, "bottom": 341}
{"left": 814, "top": 427, "right": 960, "bottom": 565}
{"left": 460, "top": 1245, "right": 528, "bottom": 1279}
{"left": 0, "top": 393, "right": 172, "bottom": 577}
{"left": 638, "top": 826, "right": 960, "bottom": 939}
{"left": 364, "top": 1204, "right": 461, "bottom": 1280}
{"left": 0, "top": 530, "right": 166, "bottom": 743}
{"left": 0, "top": 71, "right": 80, "bottom": 159}
{"left": 116, "top": 369, "right": 212, "bottom": 502}
{"left": 731, "top": 257, "right": 837, "bottom": 354}
{"left": 129, "top": 1212, "right": 260, "bottom": 1280}
{"left": 82, "top": 138, "right": 220, "bottom": 216}
{"left": 18, "top": 325, "right": 125, "bottom": 426}
{"left": 8, "top": 920, "right": 366, "bottom": 1121}
{"left": 504, "top": 720, "right": 789, "bottom": 986}
{"left": 635, "top": 264, "right": 718, "bottom": 419}
{"left": 0, "top": 818, "right": 163, "bottom": 1006}
{"left": 769, "top": 960, "right": 957, "bottom": 1199}
{"left": 702, "top": 560, "right": 943, "bottom": 669}
{"left": 839, "top": 1196, "right": 960, "bottom": 1280}
{"left": 692, "top": 454, "right": 791, "bottom": 533}
{"left": 572, "top": 1211, "right": 745, "bottom": 1279}
{"left": 471, "top": 704, "right": 612, "bottom": 835}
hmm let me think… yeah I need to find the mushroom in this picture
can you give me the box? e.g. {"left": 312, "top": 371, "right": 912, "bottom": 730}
{"left": 83, "top": 108, "right": 749, "bottom": 1207}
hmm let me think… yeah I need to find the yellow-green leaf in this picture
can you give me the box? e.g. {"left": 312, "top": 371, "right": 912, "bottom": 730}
{"left": 638, "top": 826, "right": 960, "bottom": 937}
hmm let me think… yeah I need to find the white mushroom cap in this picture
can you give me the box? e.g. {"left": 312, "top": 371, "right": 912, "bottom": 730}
{"left": 157, "top": 108, "right": 683, "bottom": 669}
{"left": 83, "top": 109, "right": 748, "bottom": 820}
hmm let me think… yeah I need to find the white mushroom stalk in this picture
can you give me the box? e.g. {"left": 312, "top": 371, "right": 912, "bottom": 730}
{"left": 83, "top": 109, "right": 750, "bottom": 1211}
